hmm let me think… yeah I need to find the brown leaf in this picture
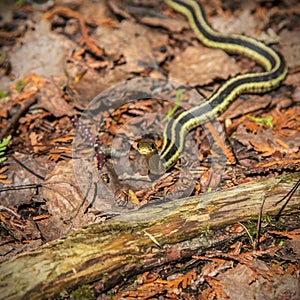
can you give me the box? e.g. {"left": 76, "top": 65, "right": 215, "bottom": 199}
{"left": 205, "top": 122, "right": 236, "bottom": 164}
{"left": 218, "top": 263, "right": 300, "bottom": 300}
{"left": 212, "top": 7, "right": 257, "bottom": 36}
{"left": 205, "top": 276, "right": 230, "bottom": 300}
{"left": 272, "top": 107, "right": 300, "bottom": 137}
{"left": 141, "top": 15, "right": 187, "bottom": 32}
{"left": 8, "top": 21, "right": 76, "bottom": 81}
{"left": 156, "top": 269, "right": 197, "bottom": 290}
{"left": 249, "top": 139, "right": 276, "bottom": 157}
{"left": 44, "top": 6, "right": 103, "bottom": 57}
{"left": 0, "top": 178, "right": 12, "bottom": 185}
{"left": 268, "top": 228, "right": 300, "bottom": 241}
{"left": 40, "top": 160, "right": 94, "bottom": 240}
{"left": 2, "top": 153, "right": 52, "bottom": 207}
{"left": 169, "top": 46, "right": 240, "bottom": 87}
{"left": 38, "top": 79, "right": 76, "bottom": 117}
{"left": 220, "top": 94, "right": 272, "bottom": 120}
{"left": 280, "top": 29, "right": 300, "bottom": 70}
{"left": 253, "top": 159, "right": 300, "bottom": 168}
{"left": 236, "top": 121, "right": 300, "bottom": 159}
{"left": 93, "top": 20, "right": 168, "bottom": 73}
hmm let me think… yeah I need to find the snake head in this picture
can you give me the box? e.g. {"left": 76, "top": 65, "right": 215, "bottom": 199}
{"left": 137, "top": 138, "right": 166, "bottom": 176}
{"left": 137, "top": 139, "right": 157, "bottom": 156}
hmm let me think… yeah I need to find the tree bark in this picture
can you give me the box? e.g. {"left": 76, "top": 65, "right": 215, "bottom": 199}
{"left": 0, "top": 172, "right": 299, "bottom": 299}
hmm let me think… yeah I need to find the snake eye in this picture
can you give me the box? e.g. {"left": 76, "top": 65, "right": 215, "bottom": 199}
{"left": 137, "top": 139, "right": 157, "bottom": 155}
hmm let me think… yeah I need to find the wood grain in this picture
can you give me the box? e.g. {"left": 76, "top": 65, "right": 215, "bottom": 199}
{"left": 0, "top": 172, "right": 299, "bottom": 299}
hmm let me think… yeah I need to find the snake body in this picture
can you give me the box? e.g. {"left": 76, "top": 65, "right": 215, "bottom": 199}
{"left": 138, "top": 0, "right": 287, "bottom": 174}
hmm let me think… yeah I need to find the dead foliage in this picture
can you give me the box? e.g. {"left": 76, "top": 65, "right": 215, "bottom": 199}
{"left": 110, "top": 227, "right": 299, "bottom": 299}
{"left": 44, "top": 6, "right": 104, "bottom": 57}
{"left": 0, "top": 0, "right": 299, "bottom": 298}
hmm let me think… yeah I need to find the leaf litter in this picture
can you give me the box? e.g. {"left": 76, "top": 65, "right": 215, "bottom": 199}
{"left": 0, "top": 0, "right": 299, "bottom": 298}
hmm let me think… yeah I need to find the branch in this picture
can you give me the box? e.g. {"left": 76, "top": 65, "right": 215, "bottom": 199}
{"left": 0, "top": 172, "right": 299, "bottom": 299}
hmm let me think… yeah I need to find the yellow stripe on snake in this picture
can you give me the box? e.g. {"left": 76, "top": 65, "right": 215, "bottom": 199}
{"left": 137, "top": 0, "right": 287, "bottom": 175}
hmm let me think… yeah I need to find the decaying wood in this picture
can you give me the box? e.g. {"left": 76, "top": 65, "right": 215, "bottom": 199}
{"left": 0, "top": 172, "right": 299, "bottom": 299}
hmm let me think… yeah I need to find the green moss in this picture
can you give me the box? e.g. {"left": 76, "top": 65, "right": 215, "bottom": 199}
{"left": 247, "top": 115, "right": 274, "bottom": 128}
{"left": 58, "top": 290, "right": 69, "bottom": 299}
{"left": 128, "top": 255, "right": 137, "bottom": 264}
{"left": 106, "top": 290, "right": 114, "bottom": 297}
{"left": 15, "top": 79, "right": 25, "bottom": 92}
{"left": 15, "top": 0, "right": 26, "bottom": 7}
{"left": 69, "top": 285, "right": 95, "bottom": 300}
{"left": 0, "top": 90, "right": 8, "bottom": 98}
{"left": 163, "top": 89, "right": 183, "bottom": 121}
{"left": 244, "top": 219, "right": 258, "bottom": 236}
{"left": 57, "top": 284, "right": 95, "bottom": 300}
{"left": 0, "top": 135, "right": 12, "bottom": 164}
{"left": 203, "top": 225, "right": 212, "bottom": 238}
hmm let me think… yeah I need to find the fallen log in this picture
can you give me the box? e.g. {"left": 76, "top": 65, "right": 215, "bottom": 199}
{"left": 0, "top": 172, "right": 299, "bottom": 299}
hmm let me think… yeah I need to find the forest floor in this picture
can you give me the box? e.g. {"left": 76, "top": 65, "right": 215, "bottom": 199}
{"left": 0, "top": 0, "right": 299, "bottom": 299}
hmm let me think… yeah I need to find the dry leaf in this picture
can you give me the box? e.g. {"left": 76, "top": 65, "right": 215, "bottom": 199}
{"left": 44, "top": 6, "right": 103, "bottom": 57}
{"left": 220, "top": 94, "right": 272, "bottom": 120}
{"left": 2, "top": 153, "right": 53, "bottom": 207}
{"left": 280, "top": 29, "right": 300, "bottom": 69}
{"left": 218, "top": 263, "right": 300, "bottom": 300}
{"left": 250, "top": 140, "right": 276, "bottom": 157}
{"left": 8, "top": 20, "right": 77, "bottom": 80}
{"left": 169, "top": 46, "right": 240, "bottom": 86}
{"left": 40, "top": 160, "right": 93, "bottom": 240}
{"left": 93, "top": 20, "right": 168, "bottom": 72}
{"left": 212, "top": 9, "right": 257, "bottom": 36}
{"left": 38, "top": 79, "right": 76, "bottom": 117}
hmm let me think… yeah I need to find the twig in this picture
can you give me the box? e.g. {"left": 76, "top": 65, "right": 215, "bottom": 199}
{"left": 44, "top": 6, "right": 103, "bottom": 57}
{"left": 143, "top": 230, "right": 161, "bottom": 248}
{"left": 275, "top": 177, "right": 300, "bottom": 218}
{"left": 205, "top": 122, "right": 236, "bottom": 164}
{"left": 11, "top": 155, "right": 45, "bottom": 180}
{"left": 238, "top": 222, "right": 254, "bottom": 246}
{"left": 0, "top": 184, "right": 42, "bottom": 193}
{"left": 254, "top": 195, "right": 266, "bottom": 250}
{"left": 0, "top": 96, "right": 37, "bottom": 141}
{"left": 0, "top": 205, "right": 21, "bottom": 219}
